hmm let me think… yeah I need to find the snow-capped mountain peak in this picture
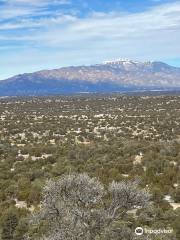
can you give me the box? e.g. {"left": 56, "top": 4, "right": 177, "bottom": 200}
{"left": 103, "top": 58, "right": 141, "bottom": 65}
{"left": 0, "top": 60, "right": 179, "bottom": 96}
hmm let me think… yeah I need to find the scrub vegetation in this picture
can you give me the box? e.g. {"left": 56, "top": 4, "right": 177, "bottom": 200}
{"left": 0, "top": 94, "right": 180, "bottom": 239}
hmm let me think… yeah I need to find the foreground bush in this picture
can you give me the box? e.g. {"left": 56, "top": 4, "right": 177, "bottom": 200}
{"left": 27, "top": 173, "right": 150, "bottom": 240}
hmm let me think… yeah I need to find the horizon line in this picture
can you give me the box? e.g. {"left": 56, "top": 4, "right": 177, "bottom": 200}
{"left": 1, "top": 59, "right": 180, "bottom": 81}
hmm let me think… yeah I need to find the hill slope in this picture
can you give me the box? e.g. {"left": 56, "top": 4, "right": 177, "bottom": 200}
{"left": 1, "top": 59, "right": 180, "bottom": 96}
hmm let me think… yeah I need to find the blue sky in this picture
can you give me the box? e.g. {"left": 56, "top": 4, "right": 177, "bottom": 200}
{"left": 0, "top": 0, "right": 180, "bottom": 79}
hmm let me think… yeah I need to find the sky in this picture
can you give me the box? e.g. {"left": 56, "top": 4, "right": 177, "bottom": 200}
{"left": 0, "top": 0, "right": 180, "bottom": 79}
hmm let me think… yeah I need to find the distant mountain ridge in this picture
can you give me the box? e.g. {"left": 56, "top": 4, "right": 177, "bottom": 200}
{"left": 0, "top": 59, "right": 180, "bottom": 96}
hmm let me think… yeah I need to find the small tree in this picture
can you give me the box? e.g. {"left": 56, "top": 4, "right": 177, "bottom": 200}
{"left": 1, "top": 207, "right": 19, "bottom": 240}
{"left": 29, "top": 173, "right": 150, "bottom": 240}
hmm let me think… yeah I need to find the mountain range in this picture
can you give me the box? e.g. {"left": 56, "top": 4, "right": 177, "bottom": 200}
{"left": 1, "top": 59, "right": 180, "bottom": 96}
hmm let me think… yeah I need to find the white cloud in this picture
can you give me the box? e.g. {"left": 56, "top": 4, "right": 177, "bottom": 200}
{"left": 0, "top": 0, "right": 70, "bottom": 19}
{"left": 17, "top": 2, "right": 180, "bottom": 55}
{"left": 0, "top": 1, "right": 180, "bottom": 79}
{"left": 1, "top": 0, "right": 69, "bottom": 6}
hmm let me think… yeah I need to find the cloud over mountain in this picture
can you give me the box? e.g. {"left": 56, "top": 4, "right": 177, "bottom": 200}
{"left": 0, "top": 1, "right": 180, "bottom": 79}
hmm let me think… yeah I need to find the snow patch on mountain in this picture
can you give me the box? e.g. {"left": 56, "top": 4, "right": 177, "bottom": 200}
{"left": 103, "top": 58, "right": 142, "bottom": 65}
